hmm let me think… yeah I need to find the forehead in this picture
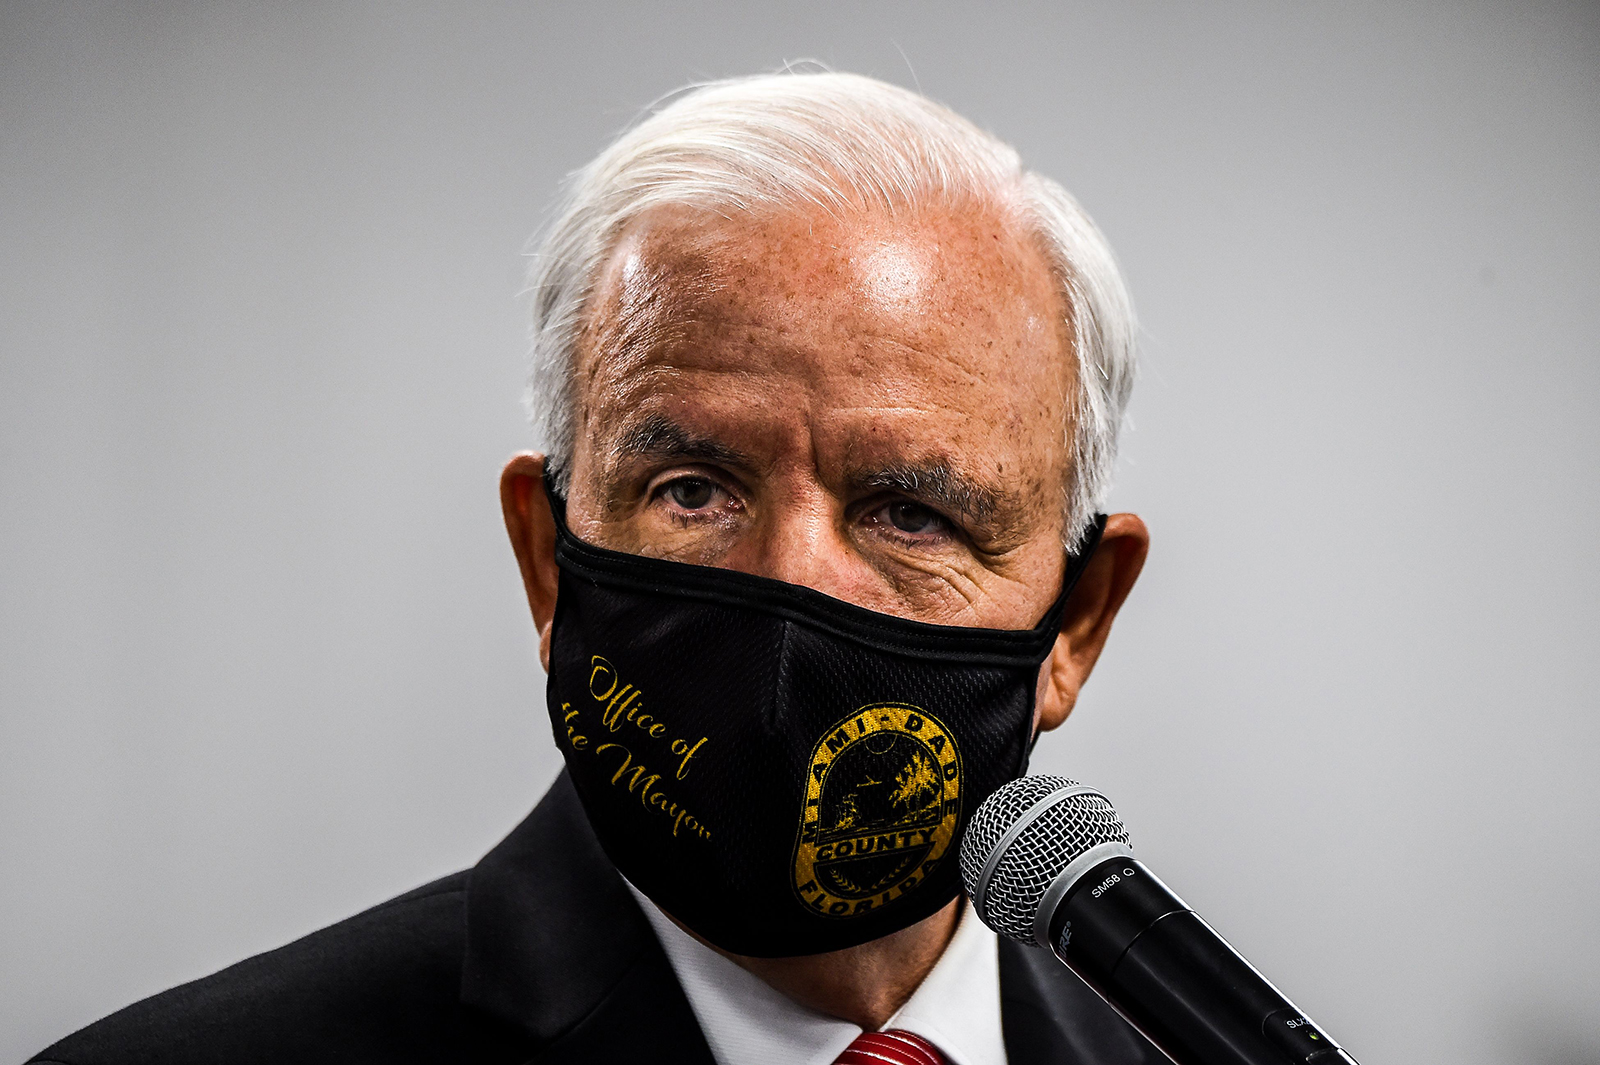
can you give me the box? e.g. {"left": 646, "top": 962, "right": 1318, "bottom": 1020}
{"left": 575, "top": 201, "right": 1074, "bottom": 476}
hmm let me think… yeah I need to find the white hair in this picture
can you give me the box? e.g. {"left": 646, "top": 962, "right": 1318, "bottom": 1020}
{"left": 525, "top": 71, "right": 1135, "bottom": 546}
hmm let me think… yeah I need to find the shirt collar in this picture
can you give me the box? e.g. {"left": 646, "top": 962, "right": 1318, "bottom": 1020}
{"left": 629, "top": 881, "right": 1006, "bottom": 1065}
{"left": 884, "top": 900, "right": 1006, "bottom": 1065}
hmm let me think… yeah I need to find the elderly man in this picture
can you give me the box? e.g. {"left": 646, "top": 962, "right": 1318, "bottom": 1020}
{"left": 34, "top": 73, "right": 1153, "bottom": 1065}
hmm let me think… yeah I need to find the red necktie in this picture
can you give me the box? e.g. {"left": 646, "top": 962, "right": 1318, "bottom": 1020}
{"left": 833, "top": 1028, "right": 948, "bottom": 1065}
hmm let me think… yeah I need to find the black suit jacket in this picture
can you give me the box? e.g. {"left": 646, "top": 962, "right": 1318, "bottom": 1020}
{"left": 32, "top": 773, "right": 1161, "bottom": 1064}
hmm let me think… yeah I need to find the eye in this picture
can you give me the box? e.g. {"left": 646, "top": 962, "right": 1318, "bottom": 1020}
{"left": 887, "top": 500, "right": 940, "bottom": 534}
{"left": 864, "top": 498, "right": 954, "bottom": 543}
{"left": 663, "top": 476, "right": 718, "bottom": 511}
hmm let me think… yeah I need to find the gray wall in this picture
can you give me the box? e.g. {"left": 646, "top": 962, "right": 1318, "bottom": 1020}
{"left": 4, "top": 3, "right": 1597, "bottom": 1062}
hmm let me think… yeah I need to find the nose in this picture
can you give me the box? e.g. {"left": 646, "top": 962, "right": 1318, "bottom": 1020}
{"left": 731, "top": 481, "right": 877, "bottom": 608}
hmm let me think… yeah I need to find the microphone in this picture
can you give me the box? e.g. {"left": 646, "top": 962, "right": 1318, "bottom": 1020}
{"left": 959, "top": 776, "right": 1359, "bottom": 1065}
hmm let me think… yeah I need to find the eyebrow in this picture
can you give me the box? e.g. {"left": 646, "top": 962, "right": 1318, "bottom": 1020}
{"left": 603, "top": 415, "right": 1029, "bottom": 539}
{"left": 851, "top": 460, "right": 1025, "bottom": 538}
{"left": 607, "top": 414, "right": 755, "bottom": 472}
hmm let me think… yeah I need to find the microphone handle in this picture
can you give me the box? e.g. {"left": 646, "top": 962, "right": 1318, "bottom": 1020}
{"left": 1044, "top": 857, "right": 1358, "bottom": 1065}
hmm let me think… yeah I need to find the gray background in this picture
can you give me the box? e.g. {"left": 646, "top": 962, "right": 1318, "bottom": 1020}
{"left": 4, "top": 2, "right": 1597, "bottom": 1062}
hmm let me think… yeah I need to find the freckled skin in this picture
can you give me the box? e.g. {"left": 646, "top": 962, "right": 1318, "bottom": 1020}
{"left": 500, "top": 198, "right": 1149, "bottom": 1032}
{"left": 570, "top": 203, "right": 1075, "bottom": 627}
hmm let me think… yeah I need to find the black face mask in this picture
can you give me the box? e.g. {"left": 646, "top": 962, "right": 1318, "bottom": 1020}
{"left": 542, "top": 481, "right": 1104, "bottom": 957}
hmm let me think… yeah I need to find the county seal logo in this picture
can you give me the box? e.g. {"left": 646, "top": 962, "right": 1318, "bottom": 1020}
{"left": 791, "top": 703, "right": 961, "bottom": 919}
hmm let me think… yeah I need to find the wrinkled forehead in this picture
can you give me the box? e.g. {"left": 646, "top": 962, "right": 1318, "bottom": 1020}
{"left": 573, "top": 201, "right": 1075, "bottom": 474}
{"left": 583, "top": 201, "right": 1068, "bottom": 353}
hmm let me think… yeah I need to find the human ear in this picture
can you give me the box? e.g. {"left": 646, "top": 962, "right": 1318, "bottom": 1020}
{"left": 1034, "top": 513, "right": 1150, "bottom": 733}
{"left": 500, "top": 452, "right": 560, "bottom": 671}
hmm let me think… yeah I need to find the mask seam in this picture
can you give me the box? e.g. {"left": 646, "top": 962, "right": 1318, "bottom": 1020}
{"left": 771, "top": 617, "right": 794, "bottom": 738}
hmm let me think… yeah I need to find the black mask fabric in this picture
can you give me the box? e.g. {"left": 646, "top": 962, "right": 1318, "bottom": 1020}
{"left": 543, "top": 486, "right": 1105, "bottom": 957}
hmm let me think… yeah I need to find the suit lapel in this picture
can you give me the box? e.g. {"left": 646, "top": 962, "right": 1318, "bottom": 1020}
{"left": 462, "top": 771, "right": 1155, "bottom": 1064}
{"left": 462, "top": 771, "right": 716, "bottom": 1064}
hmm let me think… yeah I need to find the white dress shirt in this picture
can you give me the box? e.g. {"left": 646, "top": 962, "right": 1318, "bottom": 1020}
{"left": 627, "top": 882, "right": 1008, "bottom": 1065}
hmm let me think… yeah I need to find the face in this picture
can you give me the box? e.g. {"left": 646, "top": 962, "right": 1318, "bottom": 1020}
{"left": 503, "top": 199, "right": 1148, "bottom": 734}
{"left": 562, "top": 201, "right": 1076, "bottom": 630}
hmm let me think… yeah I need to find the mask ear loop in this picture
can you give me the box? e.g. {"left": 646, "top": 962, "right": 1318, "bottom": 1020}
{"left": 1019, "top": 513, "right": 1109, "bottom": 774}
{"left": 542, "top": 463, "right": 569, "bottom": 518}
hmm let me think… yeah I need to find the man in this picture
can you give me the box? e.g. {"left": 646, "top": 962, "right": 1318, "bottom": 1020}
{"left": 33, "top": 72, "right": 1154, "bottom": 1065}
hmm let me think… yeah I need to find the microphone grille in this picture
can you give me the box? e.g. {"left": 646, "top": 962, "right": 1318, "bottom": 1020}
{"left": 960, "top": 774, "right": 1130, "bottom": 941}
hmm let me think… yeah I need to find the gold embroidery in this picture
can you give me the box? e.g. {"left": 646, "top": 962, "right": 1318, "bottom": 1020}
{"left": 791, "top": 704, "right": 961, "bottom": 918}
